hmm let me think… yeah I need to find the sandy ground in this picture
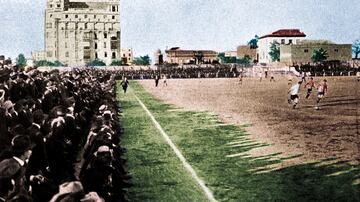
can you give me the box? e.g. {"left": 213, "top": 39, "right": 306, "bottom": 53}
{"left": 138, "top": 77, "right": 360, "bottom": 169}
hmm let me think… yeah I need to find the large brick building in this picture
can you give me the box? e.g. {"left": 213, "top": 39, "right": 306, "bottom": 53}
{"left": 280, "top": 40, "right": 352, "bottom": 65}
{"left": 42, "top": 0, "right": 121, "bottom": 66}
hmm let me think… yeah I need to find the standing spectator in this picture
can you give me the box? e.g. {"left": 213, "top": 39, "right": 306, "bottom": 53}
{"left": 154, "top": 75, "right": 159, "bottom": 87}
{"left": 0, "top": 135, "right": 34, "bottom": 198}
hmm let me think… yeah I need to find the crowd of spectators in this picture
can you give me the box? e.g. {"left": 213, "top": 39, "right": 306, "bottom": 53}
{"left": 0, "top": 65, "right": 130, "bottom": 201}
{"left": 294, "top": 61, "right": 359, "bottom": 76}
{"left": 113, "top": 64, "right": 241, "bottom": 80}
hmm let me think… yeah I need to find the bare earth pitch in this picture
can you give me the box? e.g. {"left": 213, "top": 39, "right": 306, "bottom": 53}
{"left": 139, "top": 77, "right": 360, "bottom": 170}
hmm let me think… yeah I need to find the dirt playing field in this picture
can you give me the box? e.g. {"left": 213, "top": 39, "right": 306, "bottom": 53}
{"left": 138, "top": 77, "right": 360, "bottom": 169}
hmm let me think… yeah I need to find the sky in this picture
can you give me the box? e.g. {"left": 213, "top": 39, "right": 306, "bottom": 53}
{"left": 0, "top": 0, "right": 359, "bottom": 60}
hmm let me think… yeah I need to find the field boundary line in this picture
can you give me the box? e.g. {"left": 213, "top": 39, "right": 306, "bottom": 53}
{"left": 131, "top": 90, "right": 217, "bottom": 202}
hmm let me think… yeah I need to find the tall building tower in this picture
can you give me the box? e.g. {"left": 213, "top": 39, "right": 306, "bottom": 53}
{"left": 45, "top": 0, "right": 121, "bottom": 66}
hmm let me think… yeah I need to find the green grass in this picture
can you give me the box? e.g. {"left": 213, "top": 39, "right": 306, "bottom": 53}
{"left": 118, "top": 81, "right": 360, "bottom": 202}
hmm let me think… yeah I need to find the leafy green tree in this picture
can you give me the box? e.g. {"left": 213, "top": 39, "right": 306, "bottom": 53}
{"left": 110, "top": 60, "right": 123, "bottom": 66}
{"left": 248, "top": 35, "right": 259, "bottom": 49}
{"left": 194, "top": 51, "right": 204, "bottom": 64}
{"left": 269, "top": 42, "right": 280, "bottom": 62}
{"left": 133, "top": 55, "right": 151, "bottom": 65}
{"left": 311, "top": 48, "right": 328, "bottom": 63}
{"left": 236, "top": 55, "right": 252, "bottom": 65}
{"left": 16, "top": 54, "right": 27, "bottom": 67}
{"left": 353, "top": 39, "right": 360, "bottom": 59}
{"left": 88, "top": 59, "right": 106, "bottom": 66}
{"left": 218, "top": 53, "right": 226, "bottom": 63}
{"left": 53, "top": 60, "right": 64, "bottom": 66}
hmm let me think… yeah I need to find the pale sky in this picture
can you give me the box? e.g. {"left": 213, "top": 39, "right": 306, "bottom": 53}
{"left": 0, "top": 0, "right": 359, "bottom": 59}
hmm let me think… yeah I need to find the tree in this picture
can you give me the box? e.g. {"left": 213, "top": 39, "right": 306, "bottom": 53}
{"left": 237, "top": 55, "right": 252, "bottom": 65}
{"left": 353, "top": 39, "right": 360, "bottom": 59}
{"left": 194, "top": 51, "right": 204, "bottom": 64}
{"left": 53, "top": 60, "right": 64, "bottom": 66}
{"left": 110, "top": 60, "right": 123, "bottom": 66}
{"left": 35, "top": 60, "right": 64, "bottom": 67}
{"left": 311, "top": 48, "right": 328, "bottom": 63}
{"left": 88, "top": 59, "right": 106, "bottom": 66}
{"left": 133, "top": 55, "right": 151, "bottom": 65}
{"left": 269, "top": 42, "right": 280, "bottom": 62}
{"left": 248, "top": 35, "right": 259, "bottom": 49}
{"left": 16, "top": 54, "right": 27, "bottom": 67}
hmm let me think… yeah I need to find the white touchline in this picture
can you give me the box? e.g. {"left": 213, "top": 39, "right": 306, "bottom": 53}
{"left": 132, "top": 91, "right": 217, "bottom": 202}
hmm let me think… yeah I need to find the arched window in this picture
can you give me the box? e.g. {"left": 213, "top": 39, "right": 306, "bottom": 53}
{"left": 112, "top": 52, "right": 116, "bottom": 59}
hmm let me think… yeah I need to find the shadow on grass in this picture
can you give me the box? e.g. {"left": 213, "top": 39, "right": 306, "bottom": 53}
{"left": 121, "top": 81, "right": 360, "bottom": 202}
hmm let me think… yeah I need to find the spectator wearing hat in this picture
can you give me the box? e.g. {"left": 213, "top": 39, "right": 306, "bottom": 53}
{"left": 0, "top": 135, "right": 34, "bottom": 197}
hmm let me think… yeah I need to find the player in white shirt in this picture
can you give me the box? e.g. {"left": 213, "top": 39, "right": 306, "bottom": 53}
{"left": 288, "top": 81, "right": 302, "bottom": 109}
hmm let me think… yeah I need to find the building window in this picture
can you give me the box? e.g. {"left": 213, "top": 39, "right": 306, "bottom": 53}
{"left": 112, "top": 16, "right": 115, "bottom": 19}
{"left": 304, "top": 49, "right": 309, "bottom": 53}
{"left": 281, "top": 39, "right": 285, "bottom": 44}
{"left": 65, "top": 31, "right": 68, "bottom": 38}
{"left": 95, "top": 53, "right": 98, "bottom": 59}
{"left": 65, "top": 52, "right": 69, "bottom": 57}
{"left": 94, "top": 15, "right": 96, "bottom": 19}
{"left": 95, "top": 43, "right": 98, "bottom": 49}
{"left": 94, "top": 33, "right": 97, "bottom": 39}
{"left": 65, "top": 42, "right": 68, "bottom": 48}
{"left": 75, "top": 15, "right": 78, "bottom": 18}
{"left": 334, "top": 49, "right": 339, "bottom": 52}
{"left": 57, "top": 4, "right": 60, "bottom": 8}
{"left": 84, "top": 15, "right": 87, "bottom": 18}
{"left": 85, "top": 24, "right": 87, "bottom": 29}
{"left": 104, "top": 42, "right": 106, "bottom": 48}
{"left": 129, "top": 53, "right": 131, "bottom": 57}
{"left": 112, "top": 6, "right": 116, "bottom": 12}
{"left": 50, "top": 14, "right": 52, "bottom": 18}
{"left": 289, "top": 39, "right": 293, "bottom": 44}
{"left": 65, "top": 14, "right": 68, "bottom": 18}
{"left": 50, "top": 4, "right": 53, "bottom": 8}
{"left": 123, "top": 54, "right": 125, "bottom": 57}
{"left": 112, "top": 52, "right": 116, "bottom": 59}
{"left": 104, "top": 52, "right": 107, "bottom": 57}
{"left": 104, "top": 33, "right": 107, "bottom": 38}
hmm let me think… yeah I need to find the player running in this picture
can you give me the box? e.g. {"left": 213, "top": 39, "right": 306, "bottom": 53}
{"left": 288, "top": 81, "right": 302, "bottom": 109}
{"left": 304, "top": 77, "right": 315, "bottom": 99}
{"left": 120, "top": 77, "right": 129, "bottom": 93}
{"left": 315, "top": 79, "right": 328, "bottom": 110}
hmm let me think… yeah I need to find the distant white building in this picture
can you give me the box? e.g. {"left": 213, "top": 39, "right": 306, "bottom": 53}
{"left": 120, "top": 48, "right": 133, "bottom": 65}
{"left": 224, "top": 51, "right": 237, "bottom": 57}
{"left": 257, "top": 29, "right": 306, "bottom": 64}
{"left": 43, "top": 0, "right": 121, "bottom": 66}
{"left": 32, "top": 51, "right": 46, "bottom": 62}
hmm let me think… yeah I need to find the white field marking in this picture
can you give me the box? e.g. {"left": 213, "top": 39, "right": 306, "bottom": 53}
{"left": 132, "top": 92, "right": 217, "bottom": 202}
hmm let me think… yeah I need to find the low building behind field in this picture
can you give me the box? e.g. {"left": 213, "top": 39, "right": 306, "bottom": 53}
{"left": 280, "top": 40, "right": 352, "bottom": 65}
{"left": 237, "top": 45, "right": 256, "bottom": 61}
{"left": 165, "top": 47, "right": 218, "bottom": 65}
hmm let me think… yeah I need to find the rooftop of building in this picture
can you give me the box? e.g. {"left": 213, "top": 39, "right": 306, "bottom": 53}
{"left": 166, "top": 47, "right": 217, "bottom": 53}
{"left": 259, "top": 29, "right": 306, "bottom": 39}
